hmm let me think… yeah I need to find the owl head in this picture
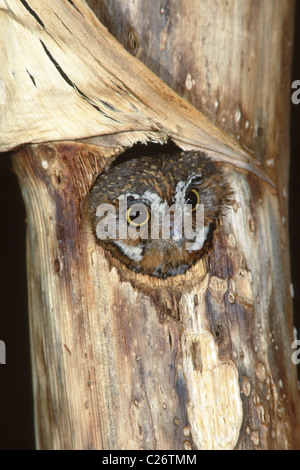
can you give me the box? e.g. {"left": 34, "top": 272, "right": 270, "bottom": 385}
{"left": 89, "top": 150, "right": 233, "bottom": 278}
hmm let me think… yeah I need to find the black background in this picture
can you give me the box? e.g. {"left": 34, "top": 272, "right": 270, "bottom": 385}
{"left": 0, "top": 8, "right": 299, "bottom": 450}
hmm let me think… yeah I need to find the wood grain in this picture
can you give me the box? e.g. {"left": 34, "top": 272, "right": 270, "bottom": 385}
{"left": 6, "top": 0, "right": 300, "bottom": 449}
{"left": 0, "top": 0, "right": 276, "bottom": 186}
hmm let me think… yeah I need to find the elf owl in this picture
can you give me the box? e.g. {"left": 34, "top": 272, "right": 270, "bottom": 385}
{"left": 88, "top": 150, "right": 233, "bottom": 278}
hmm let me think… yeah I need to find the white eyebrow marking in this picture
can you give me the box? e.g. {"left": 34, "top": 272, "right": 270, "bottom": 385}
{"left": 118, "top": 193, "right": 141, "bottom": 201}
{"left": 119, "top": 191, "right": 163, "bottom": 206}
{"left": 142, "top": 190, "right": 163, "bottom": 206}
{"left": 174, "top": 181, "right": 186, "bottom": 205}
{"left": 174, "top": 174, "right": 202, "bottom": 204}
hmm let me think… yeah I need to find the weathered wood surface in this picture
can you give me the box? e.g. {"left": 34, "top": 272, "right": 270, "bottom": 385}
{"left": 4, "top": 0, "right": 300, "bottom": 449}
{"left": 0, "top": 0, "right": 274, "bottom": 184}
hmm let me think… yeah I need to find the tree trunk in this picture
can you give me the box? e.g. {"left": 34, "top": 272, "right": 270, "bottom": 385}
{"left": 2, "top": 0, "right": 299, "bottom": 449}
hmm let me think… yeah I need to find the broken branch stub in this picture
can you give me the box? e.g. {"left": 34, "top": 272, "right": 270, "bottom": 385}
{"left": 0, "top": 0, "right": 273, "bottom": 186}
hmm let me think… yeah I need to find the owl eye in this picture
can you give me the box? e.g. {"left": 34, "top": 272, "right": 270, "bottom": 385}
{"left": 185, "top": 189, "right": 200, "bottom": 211}
{"left": 126, "top": 204, "right": 150, "bottom": 227}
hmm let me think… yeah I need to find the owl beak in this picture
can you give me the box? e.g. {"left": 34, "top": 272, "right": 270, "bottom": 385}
{"left": 172, "top": 237, "right": 183, "bottom": 248}
{"left": 169, "top": 216, "right": 183, "bottom": 247}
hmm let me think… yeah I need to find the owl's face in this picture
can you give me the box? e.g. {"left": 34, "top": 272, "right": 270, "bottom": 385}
{"left": 89, "top": 151, "right": 232, "bottom": 278}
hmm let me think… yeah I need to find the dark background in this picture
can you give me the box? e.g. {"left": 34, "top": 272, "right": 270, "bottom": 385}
{"left": 0, "top": 8, "right": 299, "bottom": 450}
